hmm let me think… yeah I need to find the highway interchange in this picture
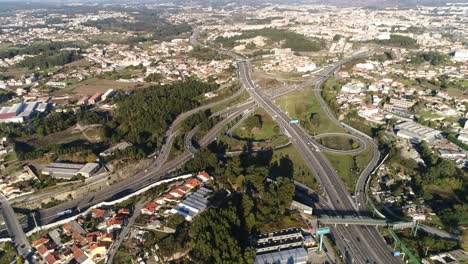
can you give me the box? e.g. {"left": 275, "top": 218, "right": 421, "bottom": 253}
{"left": 237, "top": 60, "right": 401, "bottom": 264}
{"left": 0, "top": 29, "right": 403, "bottom": 264}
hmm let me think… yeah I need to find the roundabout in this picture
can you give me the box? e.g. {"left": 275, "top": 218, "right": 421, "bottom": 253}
{"left": 313, "top": 133, "right": 367, "bottom": 154}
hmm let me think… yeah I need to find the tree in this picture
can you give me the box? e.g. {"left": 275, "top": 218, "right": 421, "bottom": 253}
{"left": 189, "top": 203, "right": 253, "bottom": 264}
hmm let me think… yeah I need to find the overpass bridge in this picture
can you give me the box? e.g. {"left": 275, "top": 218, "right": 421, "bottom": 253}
{"left": 318, "top": 217, "right": 417, "bottom": 230}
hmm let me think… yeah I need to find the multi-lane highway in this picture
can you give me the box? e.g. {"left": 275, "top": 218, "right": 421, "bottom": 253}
{"left": 238, "top": 60, "right": 400, "bottom": 263}
{"left": 0, "top": 194, "right": 33, "bottom": 262}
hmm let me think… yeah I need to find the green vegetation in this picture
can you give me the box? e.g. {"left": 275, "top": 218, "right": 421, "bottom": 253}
{"left": 165, "top": 147, "right": 303, "bottom": 262}
{"left": 0, "top": 242, "right": 17, "bottom": 264}
{"left": 324, "top": 147, "right": 373, "bottom": 191}
{"left": 317, "top": 135, "right": 360, "bottom": 151}
{"left": 233, "top": 108, "right": 281, "bottom": 141}
{"left": 414, "top": 142, "right": 467, "bottom": 231}
{"left": 189, "top": 202, "right": 254, "bottom": 263}
{"left": 0, "top": 41, "right": 85, "bottom": 60}
{"left": 411, "top": 51, "right": 448, "bottom": 66}
{"left": 82, "top": 17, "right": 191, "bottom": 41}
{"left": 382, "top": 229, "right": 459, "bottom": 260}
{"left": 270, "top": 145, "right": 320, "bottom": 192}
{"left": 276, "top": 87, "right": 345, "bottom": 135}
{"left": 189, "top": 45, "right": 230, "bottom": 61}
{"left": 447, "top": 133, "right": 468, "bottom": 151}
{"left": 143, "top": 73, "right": 163, "bottom": 83}
{"left": 376, "top": 34, "right": 417, "bottom": 47}
{"left": 215, "top": 28, "right": 325, "bottom": 52}
{"left": 112, "top": 79, "right": 217, "bottom": 152}
{"left": 18, "top": 50, "right": 82, "bottom": 69}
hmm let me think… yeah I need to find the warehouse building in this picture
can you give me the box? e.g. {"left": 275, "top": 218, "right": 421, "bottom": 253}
{"left": 171, "top": 187, "right": 212, "bottom": 221}
{"left": 42, "top": 162, "right": 100, "bottom": 179}
{"left": 254, "top": 247, "right": 308, "bottom": 264}
{"left": 256, "top": 228, "right": 305, "bottom": 253}
{"left": 394, "top": 121, "right": 441, "bottom": 143}
{"left": 0, "top": 102, "right": 48, "bottom": 123}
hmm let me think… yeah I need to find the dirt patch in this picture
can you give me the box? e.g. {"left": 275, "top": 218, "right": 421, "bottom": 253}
{"left": 55, "top": 77, "right": 150, "bottom": 96}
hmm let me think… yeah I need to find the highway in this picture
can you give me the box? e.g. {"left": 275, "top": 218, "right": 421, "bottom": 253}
{"left": 0, "top": 194, "right": 33, "bottom": 263}
{"left": 238, "top": 61, "right": 400, "bottom": 264}
{"left": 0, "top": 78, "right": 250, "bottom": 237}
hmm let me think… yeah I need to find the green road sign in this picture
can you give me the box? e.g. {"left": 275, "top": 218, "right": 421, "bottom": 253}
{"left": 316, "top": 227, "right": 330, "bottom": 235}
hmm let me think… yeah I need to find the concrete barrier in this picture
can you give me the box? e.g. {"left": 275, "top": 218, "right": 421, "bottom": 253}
{"left": 25, "top": 174, "right": 193, "bottom": 236}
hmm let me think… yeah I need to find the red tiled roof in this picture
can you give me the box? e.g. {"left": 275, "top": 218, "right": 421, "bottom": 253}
{"left": 92, "top": 208, "right": 106, "bottom": 218}
{"left": 169, "top": 189, "right": 185, "bottom": 197}
{"left": 198, "top": 171, "right": 210, "bottom": 180}
{"left": 184, "top": 178, "right": 201, "bottom": 188}
{"left": 86, "top": 231, "right": 100, "bottom": 243}
{"left": 44, "top": 252, "right": 58, "bottom": 264}
{"left": 142, "top": 202, "right": 158, "bottom": 213}
{"left": 36, "top": 244, "right": 50, "bottom": 256}
{"left": 32, "top": 237, "right": 49, "bottom": 248}
{"left": 117, "top": 208, "right": 130, "bottom": 215}
{"left": 99, "top": 233, "right": 113, "bottom": 241}
{"left": 106, "top": 217, "right": 123, "bottom": 227}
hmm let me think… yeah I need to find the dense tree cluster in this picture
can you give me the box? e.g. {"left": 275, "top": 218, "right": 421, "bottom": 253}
{"left": 112, "top": 79, "right": 217, "bottom": 151}
{"left": 181, "top": 147, "right": 296, "bottom": 263}
{"left": 18, "top": 50, "right": 82, "bottom": 69}
{"left": 414, "top": 142, "right": 467, "bottom": 230}
{"left": 189, "top": 45, "right": 230, "bottom": 61}
{"left": 376, "top": 34, "right": 417, "bottom": 47}
{"left": 189, "top": 200, "right": 254, "bottom": 264}
{"left": 0, "top": 41, "right": 85, "bottom": 60}
{"left": 215, "top": 28, "right": 325, "bottom": 52}
{"left": 82, "top": 17, "right": 191, "bottom": 40}
{"left": 411, "top": 51, "right": 448, "bottom": 66}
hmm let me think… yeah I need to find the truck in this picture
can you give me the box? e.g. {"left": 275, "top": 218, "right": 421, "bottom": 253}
{"left": 289, "top": 119, "right": 299, "bottom": 124}
{"left": 56, "top": 209, "right": 73, "bottom": 217}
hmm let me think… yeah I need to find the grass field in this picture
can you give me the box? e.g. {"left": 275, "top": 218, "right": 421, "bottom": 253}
{"left": 232, "top": 108, "right": 280, "bottom": 141}
{"left": 22, "top": 124, "right": 102, "bottom": 148}
{"left": 220, "top": 134, "right": 290, "bottom": 152}
{"left": 271, "top": 145, "right": 320, "bottom": 192}
{"left": 317, "top": 135, "right": 360, "bottom": 151}
{"left": 276, "top": 87, "right": 345, "bottom": 135}
{"left": 324, "top": 146, "right": 373, "bottom": 192}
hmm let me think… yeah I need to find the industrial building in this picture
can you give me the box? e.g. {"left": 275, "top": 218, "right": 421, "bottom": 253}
{"left": 254, "top": 247, "right": 308, "bottom": 264}
{"left": 0, "top": 102, "right": 48, "bottom": 123}
{"left": 42, "top": 162, "right": 100, "bottom": 179}
{"left": 171, "top": 187, "right": 212, "bottom": 221}
{"left": 256, "top": 228, "right": 305, "bottom": 253}
{"left": 394, "top": 121, "right": 441, "bottom": 143}
{"left": 99, "top": 142, "right": 132, "bottom": 157}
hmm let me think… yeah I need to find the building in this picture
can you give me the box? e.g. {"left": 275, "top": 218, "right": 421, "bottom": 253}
{"left": 99, "top": 142, "right": 132, "bottom": 157}
{"left": 256, "top": 228, "right": 304, "bottom": 253}
{"left": 88, "top": 92, "right": 103, "bottom": 104}
{"left": 394, "top": 121, "right": 441, "bottom": 143}
{"left": 341, "top": 82, "right": 365, "bottom": 94}
{"left": 42, "top": 162, "right": 100, "bottom": 179}
{"left": 254, "top": 247, "right": 308, "bottom": 264}
{"left": 170, "top": 187, "right": 212, "bottom": 221}
{"left": 453, "top": 50, "right": 468, "bottom": 62}
{"left": 422, "top": 249, "right": 468, "bottom": 264}
{"left": 101, "top": 89, "right": 115, "bottom": 101}
{"left": 438, "top": 150, "right": 466, "bottom": 160}
{"left": 389, "top": 98, "right": 415, "bottom": 110}
{"left": 290, "top": 200, "right": 313, "bottom": 215}
{"left": 0, "top": 102, "right": 48, "bottom": 123}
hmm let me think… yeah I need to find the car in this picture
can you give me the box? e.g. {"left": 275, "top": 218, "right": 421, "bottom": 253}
{"left": 356, "top": 237, "right": 361, "bottom": 242}
{"left": 144, "top": 169, "right": 148, "bottom": 172}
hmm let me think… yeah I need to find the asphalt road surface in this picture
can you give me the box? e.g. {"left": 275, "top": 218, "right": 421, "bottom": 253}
{"left": 238, "top": 61, "right": 400, "bottom": 264}
{"left": 0, "top": 194, "right": 33, "bottom": 262}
